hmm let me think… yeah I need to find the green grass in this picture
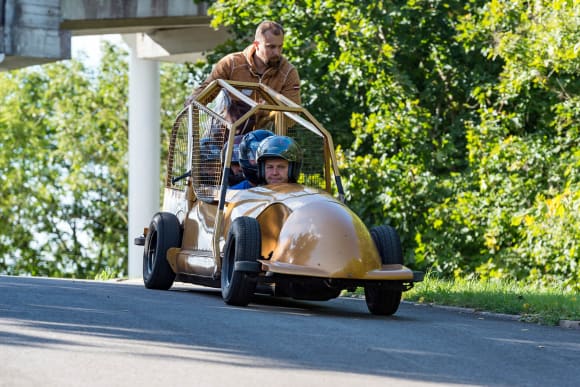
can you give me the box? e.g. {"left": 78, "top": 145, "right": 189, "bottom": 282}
{"left": 94, "top": 268, "right": 120, "bottom": 281}
{"left": 349, "top": 274, "right": 579, "bottom": 326}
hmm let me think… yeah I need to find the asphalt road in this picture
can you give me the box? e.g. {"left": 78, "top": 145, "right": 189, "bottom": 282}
{"left": 0, "top": 275, "right": 578, "bottom": 387}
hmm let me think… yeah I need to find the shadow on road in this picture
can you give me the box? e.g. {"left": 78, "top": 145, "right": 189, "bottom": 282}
{"left": 1, "top": 276, "right": 578, "bottom": 386}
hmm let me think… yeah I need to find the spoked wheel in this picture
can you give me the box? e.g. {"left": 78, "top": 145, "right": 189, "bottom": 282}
{"left": 143, "top": 212, "right": 180, "bottom": 290}
{"left": 365, "top": 225, "right": 403, "bottom": 316}
{"left": 221, "top": 217, "right": 261, "bottom": 306}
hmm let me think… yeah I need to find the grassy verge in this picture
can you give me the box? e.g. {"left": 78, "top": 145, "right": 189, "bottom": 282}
{"left": 349, "top": 274, "right": 579, "bottom": 326}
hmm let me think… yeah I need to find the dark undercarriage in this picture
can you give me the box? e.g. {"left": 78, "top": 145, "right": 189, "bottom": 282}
{"left": 175, "top": 272, "right": 417, "bottom": 302}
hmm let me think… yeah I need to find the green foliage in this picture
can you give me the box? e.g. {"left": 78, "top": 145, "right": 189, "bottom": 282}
{"left": 0, "top": 42, "right": 192, "bottom": 279}
{"left": 421, "top": 0, "right": 580, "bottom": 290}
{"left": 94, "top": 268, "right": 120, "bottom": 281}
{"left": 205, "top": 0, "right": 580, "bottom": 290}
{"left": 510, "top": 189, "right": 580, "bottom": 291}
{"left": 0, "top": 43, "right": 129, "bottom": 278}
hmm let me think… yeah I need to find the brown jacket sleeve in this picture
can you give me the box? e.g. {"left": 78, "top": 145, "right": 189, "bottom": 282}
{"left": 280, "top": 66, "right": 301, "bottom": 105}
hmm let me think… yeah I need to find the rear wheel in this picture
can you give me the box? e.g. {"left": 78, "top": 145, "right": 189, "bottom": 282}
{"left": 221, "top": 217, "right": 261, "bottom": 306}
{"left": 365, "top": 225, "right": 403, "bottom": 315}
{"left": 143, "top": 212, "right": 180, "bottom": 290}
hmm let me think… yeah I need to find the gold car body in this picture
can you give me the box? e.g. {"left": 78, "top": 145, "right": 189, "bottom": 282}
{"left": 164, "top": 183, "right": 414, "bottom": 282}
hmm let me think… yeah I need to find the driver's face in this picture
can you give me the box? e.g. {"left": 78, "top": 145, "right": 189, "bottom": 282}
{"left": 264, "top": 158, "right": 289, "bottom": 184}
{"left": 254, "top": 31, "right": 284, "bottom": 67}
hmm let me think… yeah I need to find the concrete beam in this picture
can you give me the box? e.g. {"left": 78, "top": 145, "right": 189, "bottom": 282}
{"left": 58, "top": 0, "right": 227, "bottom": 63}
{"left": 1, "top": 0, "right": 70, "bottom": 71}
{"left": 61, "top": 15, "right": 214, "bottom": 36}
{"left": 2, "top": 0, "right": 227, "bottom": 71}
{"left": 61, "top": 0, "right": 208, "bottom": 21}
{"left": 135, "top": 26, "right": 228, "bottom": 63}
{"left": 60, "top": 0, "right": 209, "bottom": 35}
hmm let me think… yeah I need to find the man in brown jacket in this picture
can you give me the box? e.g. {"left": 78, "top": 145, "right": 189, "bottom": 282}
{"left": 187, "top": 20, "right": 301, "bottom": 106}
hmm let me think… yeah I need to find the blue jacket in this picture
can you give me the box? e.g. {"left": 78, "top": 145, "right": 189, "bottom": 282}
{"left": 230, "top": 180, "right": 254, "bottom": 190}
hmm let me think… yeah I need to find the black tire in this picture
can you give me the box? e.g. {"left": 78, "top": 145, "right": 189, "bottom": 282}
{"left": 365, "top": 225, "right": 403, "bottom": 316}
{"left": 143, "top": 212, "right": 180, "bottom": 290}
{"left": 221, "top": 217, "right": 261, "bottom": 306}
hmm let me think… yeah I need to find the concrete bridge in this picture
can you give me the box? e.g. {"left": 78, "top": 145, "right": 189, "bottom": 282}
{"left": 1, "top": 0, "right": 228, "bottom": 278}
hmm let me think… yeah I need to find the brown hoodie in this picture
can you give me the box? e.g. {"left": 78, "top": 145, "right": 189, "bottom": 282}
{"left": 191, "top": 44, "right": 301, "bottom": 105}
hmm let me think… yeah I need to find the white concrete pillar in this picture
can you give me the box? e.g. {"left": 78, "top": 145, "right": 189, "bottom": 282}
{"left": 125, "top": 34, "right": 160, "bottom": 279}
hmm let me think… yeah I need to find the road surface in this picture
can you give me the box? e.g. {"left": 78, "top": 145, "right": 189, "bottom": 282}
{"left": 0, "top": 275, "right": 578, "bottom": 386}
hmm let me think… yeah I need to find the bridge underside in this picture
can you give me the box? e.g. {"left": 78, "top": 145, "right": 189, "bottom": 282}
{"left": 1, "top": 0, "right": 228, "bottom": 70}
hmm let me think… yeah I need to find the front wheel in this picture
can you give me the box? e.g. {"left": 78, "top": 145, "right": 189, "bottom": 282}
{"left": 143, "top": 212, "right": 180, "bottom": 290}
{"left": 365, "top": 225, "right": 403, "bottom": 316}
{"left": 221, "top": 217, "right": 261, "bottom": 306}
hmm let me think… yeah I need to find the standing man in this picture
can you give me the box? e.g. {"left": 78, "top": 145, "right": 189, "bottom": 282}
{"left": 186, "top": 20, "right": 301, "bottom": 106}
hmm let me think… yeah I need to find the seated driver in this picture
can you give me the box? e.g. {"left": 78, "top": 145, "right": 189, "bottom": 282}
{"left": 256, "top": 135, "right": 303, "bottom": 185}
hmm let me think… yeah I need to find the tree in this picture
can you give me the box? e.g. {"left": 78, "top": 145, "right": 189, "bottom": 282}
{"left": 0, "top": 41, "right": 193, "bottom": 278}
{"left": 0, "top": 44, "right": 129, "bottom": 277}
{"left": 203, "top": 0, "right": 579, "bottom": 289}
{"left": 430, "top": 0, "right": 580, "bottom": 289}
{"left": 204, "top": 0, "right": 495, "bottom": 260}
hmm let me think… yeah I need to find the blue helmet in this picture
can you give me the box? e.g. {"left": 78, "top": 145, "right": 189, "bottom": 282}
{"left": 239, "top": 129, "right": 274, "bottom": 184}
{"left": 221, "top": 135, "right": 243, "bottom": 164}
{"left": 200, "top": 137, "right": 221, "bottom": 162}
